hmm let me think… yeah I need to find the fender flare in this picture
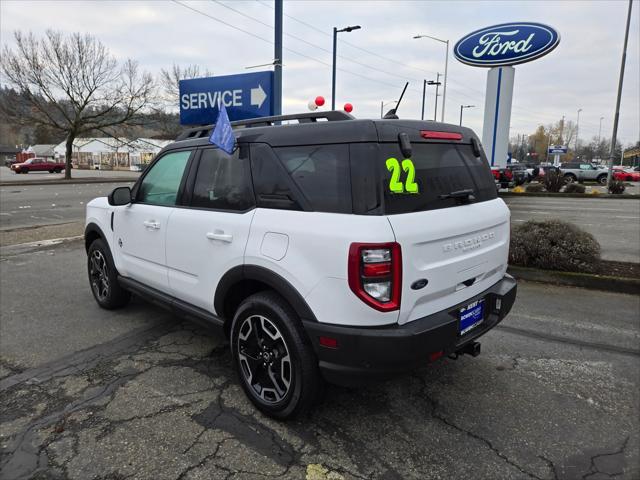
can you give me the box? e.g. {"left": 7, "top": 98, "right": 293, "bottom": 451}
{"left": 84, "top": 222, "right": 108, "bottom": 252}
{"left": 214, "top": 265, "right": 317, "bottom": 323}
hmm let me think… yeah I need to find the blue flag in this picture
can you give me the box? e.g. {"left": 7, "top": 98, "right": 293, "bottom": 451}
{"left": 209, "top": 103, "right": 235, "bottom": 154}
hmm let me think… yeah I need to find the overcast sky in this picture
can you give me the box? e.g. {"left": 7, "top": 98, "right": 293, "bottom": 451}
{"left": 1, "top": 0, "right": 638, "bottom": 146}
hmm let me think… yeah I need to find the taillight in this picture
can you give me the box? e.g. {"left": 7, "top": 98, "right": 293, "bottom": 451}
{"left": 504, "top": 169, "right": 513, "bottom": 180}
{"left": 348, "top": 242, "right": 402, "bottom": 312}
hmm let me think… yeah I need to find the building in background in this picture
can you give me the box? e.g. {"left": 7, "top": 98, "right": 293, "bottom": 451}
{"left": 53, "top": 137, "right": 171, "bottom": 170}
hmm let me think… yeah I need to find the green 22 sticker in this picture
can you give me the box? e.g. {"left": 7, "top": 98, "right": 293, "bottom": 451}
{"left": 386, "top": 157, "right": 419, "bottom": 194}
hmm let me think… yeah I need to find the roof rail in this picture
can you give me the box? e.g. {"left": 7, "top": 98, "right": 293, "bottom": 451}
{"left": 175, "top": 110, "right": 355, "bottom": 141}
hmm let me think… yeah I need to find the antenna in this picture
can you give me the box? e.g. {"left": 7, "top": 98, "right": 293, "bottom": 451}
{"left": 383, "top": 82, "right": 409, "bottom": 119}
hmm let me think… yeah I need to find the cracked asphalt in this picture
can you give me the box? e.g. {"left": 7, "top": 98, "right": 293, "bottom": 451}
{"left": 1, "top": 240, "right": 639, "bottom": 480}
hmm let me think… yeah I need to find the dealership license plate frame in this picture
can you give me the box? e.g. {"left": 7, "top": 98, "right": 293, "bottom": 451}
{"left": 459, "top": 299, "right": 485, "bottom": 336}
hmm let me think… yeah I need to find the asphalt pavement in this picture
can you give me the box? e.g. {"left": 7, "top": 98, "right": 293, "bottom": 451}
{"left": 0, "top": 166, "right": 140, "bottom": 184}
{"left": 0, "top": 240, "right": 638, "bottom": 479}
{"left": 0, "top": 182, "right": 132, "bottom": 231}
{"left": 504, "top": 196, "right": 640, "bottom": 263}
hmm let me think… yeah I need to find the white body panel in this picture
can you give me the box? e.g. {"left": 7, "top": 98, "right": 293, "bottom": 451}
{"left": 166, "top": 208, "right": 255, "bottom": 312}
{"left": 245, "top": 209, "right": 399, "bottom": 327}
{"left": 113, "top": 203, "right": 173, "bottom": 292}
{"left": 387, "top": 198, "right": 510, "bottom": 325}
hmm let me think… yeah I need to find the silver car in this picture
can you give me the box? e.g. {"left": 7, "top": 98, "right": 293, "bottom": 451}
{"left": 560, "top": 162, "right": 608, "bottom": 184}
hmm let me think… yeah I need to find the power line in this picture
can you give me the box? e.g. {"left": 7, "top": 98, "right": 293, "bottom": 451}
{"left": 211, "top": 0, "right": 424, "bottom": 86}
{"left": 172, "top": 0, "right": 410, "bottom": 92}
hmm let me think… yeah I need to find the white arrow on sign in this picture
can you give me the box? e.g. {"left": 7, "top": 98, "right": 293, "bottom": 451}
{"left": 250, "top": 84, "right": 267, "bottom": 109}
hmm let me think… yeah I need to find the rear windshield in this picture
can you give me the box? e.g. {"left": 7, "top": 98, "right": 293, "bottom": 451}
{"left": 380, "top": 143, "right": 497, "bottom": 214}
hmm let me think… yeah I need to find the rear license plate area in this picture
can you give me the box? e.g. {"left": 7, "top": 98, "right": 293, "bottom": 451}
{"left": 459, "top": 299, "right": 485, "bottom": 336}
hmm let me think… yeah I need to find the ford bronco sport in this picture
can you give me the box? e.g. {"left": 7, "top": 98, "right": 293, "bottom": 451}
{"left": 85, "top": 111, "right": 517, "bottom": 419}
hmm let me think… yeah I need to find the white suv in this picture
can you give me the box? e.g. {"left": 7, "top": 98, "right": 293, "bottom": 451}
{"left": 85, "top": 111, "right": 517, "bottom": 419}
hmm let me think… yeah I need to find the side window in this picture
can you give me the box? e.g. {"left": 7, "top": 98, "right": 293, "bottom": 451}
{"left": 191, "top": 147, "right": 254, "bottom": 211}
{"left": 273, "top": 144, "right": 352, "bottom": 214}
{"left": 580, "top": 164, "right": 590, "bottom": 170}
{"left": 138, "top": 150, "right": 191, "bottom": 206}
{"left": 250, "top": 144, "right": 303, "bottom": 211}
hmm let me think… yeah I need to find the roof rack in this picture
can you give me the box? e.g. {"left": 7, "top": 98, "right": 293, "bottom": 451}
{"left": 175, "top": 110, "right": 355, "bottom": 141}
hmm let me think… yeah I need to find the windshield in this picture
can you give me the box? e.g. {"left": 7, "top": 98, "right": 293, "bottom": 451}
{"left": 380, "top": 143, "right": 497, "bottom": 214}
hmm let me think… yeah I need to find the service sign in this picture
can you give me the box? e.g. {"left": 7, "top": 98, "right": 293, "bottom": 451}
{"left": 179, "top": 71, "right": 273, "bottom": 125}
{"left": 454, "top": 22, "right": 560, "bottom": 67}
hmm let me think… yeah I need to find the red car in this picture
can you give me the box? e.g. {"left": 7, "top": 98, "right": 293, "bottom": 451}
{"left": 10, "top": 157, "right": 66, "bottom": 174}
{"left": 613, "top": 168, "right": 640, "bottom": 182}
{"left": 491, "top": 166, "right": 514, "bottom": 189}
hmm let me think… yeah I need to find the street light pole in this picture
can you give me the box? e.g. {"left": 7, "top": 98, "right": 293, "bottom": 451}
{"left": 575, "top": 108, "right": 582, "bottom": 154}
{"left": 598, "top": 116, "right": 604, "bottom": 144}
{"left": 332, "top": 25, "right": 361, "bottom": 110}
{"left": 459, "top": 104, "right": 475, "bottom": 126}
{"left": 608, "top": 0, "right": 633, "bottom": 184}
{"left": 413, "top": 34, "right": 449, "bottom": 122}
{"left": 421, "top": 80, "right": 426, "bottom": 121}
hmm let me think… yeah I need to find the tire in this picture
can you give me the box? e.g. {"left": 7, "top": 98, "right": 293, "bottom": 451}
{"left": 230, "top": 291, "right": 321, "bottom": 419}
{"left": 564, "top": 173, "right": 576, "bottom": 183}
{"left": 87, "top": 238, "right": 131, "bottom": 309}
{"left": 22, "top": 168, "right": 28, "bottom": 174}
{"left": 54, "top": 168, "right": 61, "bottom": 174}
{"left": 49, "top": 170, "right": 54, "bottom": 173}
{"left": 597, "top": 174, "right": 607, "bottom": 185}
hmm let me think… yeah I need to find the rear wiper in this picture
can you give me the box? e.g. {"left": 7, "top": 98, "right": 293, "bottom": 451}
{"left": 438, "top": 189, "right": 475, "bottom": 201}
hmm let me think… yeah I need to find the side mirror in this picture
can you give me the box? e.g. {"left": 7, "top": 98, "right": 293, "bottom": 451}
{"left": 108, "top": 186, "right": 132, "bottom": 206}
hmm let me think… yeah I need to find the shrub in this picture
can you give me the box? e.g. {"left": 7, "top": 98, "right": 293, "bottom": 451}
{"left": 564, "top": 183, "right": 586, "bottom": 194}
{"left": 512, "top": 185, "right": 525, "bottom": 193}
{"left": 542, "top": 170, "right": 566, "bottom": 193}
{"left": 590, "top": 189, "right": 601, "bottom": 195}
{"left": 608, "top": 180, "right": 626, "bottom": 194}
{"left": 525, "top": 183, "right": 544, "bottom": 193}
{"left": 509, "top": 219, "right": 601, "bottom": 272}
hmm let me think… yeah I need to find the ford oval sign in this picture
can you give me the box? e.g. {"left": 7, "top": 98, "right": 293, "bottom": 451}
{"left": 454, "top": 22, "right": 560, "bottom": 67}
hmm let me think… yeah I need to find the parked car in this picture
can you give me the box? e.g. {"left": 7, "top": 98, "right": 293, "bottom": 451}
{"left": 525, "top": 164, "right": 557, "bottom": 181}
{"left": 4, "top": 157, "right": 18, "bottom": 168}
{"left": 613, "top": 168, "right": 640, "bottom": 182}
{"left": 10, "top": 157, "right": 66, "bottom": 174}
{"left": 85, "top": 111, "right": 517, "bottom": 419}
{"left": 491, "top": 166, "right": 514, "bottom": 189}
{"left": 559, "top": 162, "right": 608, "bottom": 184}
{"left": 507, "top": 164, "right": 527, "bottom": 185}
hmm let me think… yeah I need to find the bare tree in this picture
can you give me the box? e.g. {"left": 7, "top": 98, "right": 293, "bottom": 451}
{"left": 160, "top": 63, "right": 212, "bottom": 104}
{"left": 1, "top": 30, "right": 155, "bottom": 178}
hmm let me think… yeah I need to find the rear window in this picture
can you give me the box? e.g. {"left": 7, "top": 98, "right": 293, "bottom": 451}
{"left": 380, "top": 143, "right": 497, "bottom": 214}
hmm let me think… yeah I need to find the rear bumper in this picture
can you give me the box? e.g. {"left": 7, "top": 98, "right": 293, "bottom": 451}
{"left": 303, "top": 275, "right": 517, "bottom": 386}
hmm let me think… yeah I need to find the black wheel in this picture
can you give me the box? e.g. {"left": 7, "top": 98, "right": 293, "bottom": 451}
{"left": 597, "top": 175, "right": 607, "bottom": 185}
{"left": 87, "top": 238, "right": 130, "bottom": 309}
{"left": 230, "top": 291, "right": 321, "bottom": 419}
{"left": 564, "top": 173, "right": 576, "bottom": 183}
{"left": 22, "top": 168, "right": 28, "bottom": 174}
{"left": 54, "top": 168, "right": 61, "bottom": 174}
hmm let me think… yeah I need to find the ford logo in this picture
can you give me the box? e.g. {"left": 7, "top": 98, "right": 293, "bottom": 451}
{"left": 454, "top": 22, "right": 560, "bottom": 67}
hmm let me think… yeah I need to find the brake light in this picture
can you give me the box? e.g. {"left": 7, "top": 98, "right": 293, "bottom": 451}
{"left": 504, "top": 169, "right": 513, "bottom": 180}
{"left": 420, "top": 131, "right": 463, "bottom": 141}
{"left": 348, "top": 242, "right": 402, "bottom": 312}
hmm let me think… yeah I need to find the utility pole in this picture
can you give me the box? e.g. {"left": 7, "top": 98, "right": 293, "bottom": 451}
{"left": 273, "top": 0, "right": 283, "bottom": 116}
{"left": 607, "top": 0, "right": 633, "bottom": 186}
{"left": 559, "top": 115, "right": 565, "bottom": 144}
{"left": 575, "top": 108, "right": 582, "bottom": 155}
{"left": 433, "top": 72, "right": 441, "bottom": 121}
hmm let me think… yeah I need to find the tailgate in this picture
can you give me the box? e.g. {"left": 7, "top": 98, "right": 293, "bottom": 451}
{"left": 388, "top": 198, "right": 510, "bottom": 325}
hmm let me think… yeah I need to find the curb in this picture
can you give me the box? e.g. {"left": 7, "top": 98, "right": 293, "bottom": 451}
{"left": 0, "top": 177, "right": 138, "bottom": 187}
{"left": 499, "top": 192, "right": 638, "bottom": 199}
{"left": 507, "top": 265, "right": 640, "bottom": 295}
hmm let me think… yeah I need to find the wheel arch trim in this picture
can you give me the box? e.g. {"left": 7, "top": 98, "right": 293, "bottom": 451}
{"left": 214, "top": 265, "right": 318, "bottom": 323}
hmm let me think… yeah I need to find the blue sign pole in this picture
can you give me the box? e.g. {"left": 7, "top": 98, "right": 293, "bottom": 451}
{"left": 179, "top": 71, "right": 274, "bottom": 125}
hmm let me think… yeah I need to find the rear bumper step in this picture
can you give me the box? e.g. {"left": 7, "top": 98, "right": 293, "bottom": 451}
{"left": 302, "top": 274, "right": 516, "bottom": 386}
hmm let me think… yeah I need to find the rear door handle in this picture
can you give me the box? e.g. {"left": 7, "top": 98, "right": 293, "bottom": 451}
{"left": 206, "top": 231, "right": 233, "bottom": 243}
{"left": 143, "top": 220, "right": 160, "bottom": 230}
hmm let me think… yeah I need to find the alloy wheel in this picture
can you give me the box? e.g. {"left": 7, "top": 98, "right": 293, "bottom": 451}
{"left": 237, "top": 315, "right": 292, "bottom": 404}
{"left": 89, "top": 250, "right": 110, "bottom": 301}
